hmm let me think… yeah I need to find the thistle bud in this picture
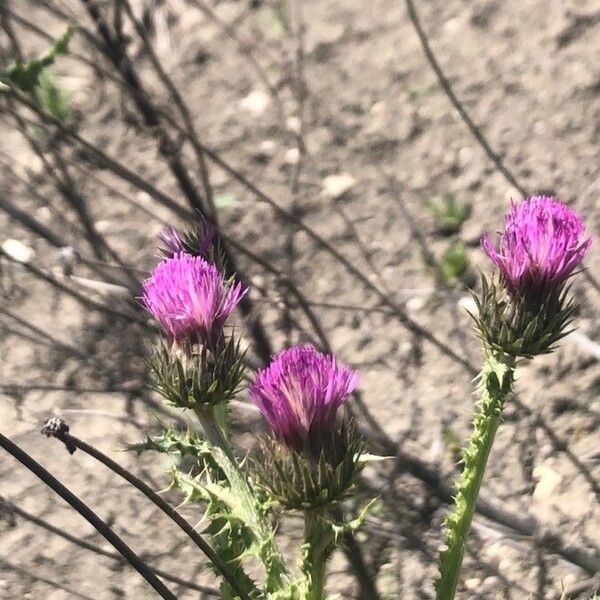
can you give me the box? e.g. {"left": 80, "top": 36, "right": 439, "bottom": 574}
{"left": 159, "top": 216, "right": 216, "bottom": 260}
{"left": 250, "top": 345, "right": 364, "bottom": 510}
{"left": 478, "top": 196, "right": 592, "bottom": 357}
{"left": 149, "top": 336, "right": 245, "bottom": 409}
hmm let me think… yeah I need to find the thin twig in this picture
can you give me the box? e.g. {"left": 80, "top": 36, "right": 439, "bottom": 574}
{"left": 0, "top": 495, "right": 218, "bottom": 595}
{"left": 404, "top": 0, "right": 527, "bottom": 197}
{"left": 40, "top": 417, "right": 253, "bottom": 600}
{"left": 0, "top": 431, "right": 178, "bottom": 600}
{"left": 0, "top": 558, "right": 96, "bottom": 600}
{"left": 0, "top": 248, "right": 151, "bottom": 328}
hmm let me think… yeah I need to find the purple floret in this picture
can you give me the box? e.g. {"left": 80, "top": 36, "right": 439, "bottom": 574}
{"left": 250, "top": 345, "right": 358, "bottom": 450}
{"left": 142, "top": 252, "right": 246, "bottom": 345}
{"left": 482, "top": 196, "right": 591, "bottom": 298}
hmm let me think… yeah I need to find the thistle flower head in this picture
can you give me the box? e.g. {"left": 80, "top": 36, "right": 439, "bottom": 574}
{"left": 159, "top": 217, "right": 216, "bottom": 259}
{"left": 250, "top": 345, "right": 358, "bottom": 451}
{"left": 482, "top": 196, "right": 591, "bottom": 299}
{"left": 142, "top": 252, "right": 246, "bottom": 346}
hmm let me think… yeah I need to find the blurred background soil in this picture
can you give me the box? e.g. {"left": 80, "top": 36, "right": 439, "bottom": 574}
{"left": 1, "top": 0, "right": 599, "bottom": 598}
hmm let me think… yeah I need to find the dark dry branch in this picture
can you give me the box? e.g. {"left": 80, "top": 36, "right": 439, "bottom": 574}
{"left": 78, "top": 0, "right": 273, "bottom": 363}
{"left": 6, "top": 101, "right": 128, "bottom": 271}
{"left": 0, "top": 248, "right": 151, "bottom": 329}
{"left": 5, "top": 88, "right": 334, "bottom": 353}
{"left": 279, "top": 0, "right": 307, "bottom": 347}
{"left": 0, "top": 306, "right": 90, "bottom": 360}
{"left": 9, "top": 88, "right": 472, "bottom": 371}
{"left": 367, "top": 433, "right": 600, "bottom": 576}
{"left": 120, "top": 0, "right": 215, "bottom": 217}
{"left": 0, "top": 383, "right": 136, "bottom": 394}
{"left": 0, "top": 191, "right": 65, "bottom": 249}
{"left": 0, "top": 499, "right": 218, "bottom": 597}
{"left": 6, "top": 89, "right": 456, "bottom": 370}
{"left": 0, "top": 177, "right": 140, "bottom": 293}
{"left": 404, "top": 0, "right": 527, "bottom": 197}
{"left": 0, "top": 431, "right": 178, "bottom": 600}
{"left": 40, "top": 417, "right": 254, "bottom": 600}
{"left": 0, "top": 558, "right": 96, "bottom": 600}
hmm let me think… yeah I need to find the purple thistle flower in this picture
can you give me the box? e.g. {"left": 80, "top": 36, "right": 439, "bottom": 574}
{"left": 249, "top": 345, "right": 358, "bottom": 451}
{"left": 142, "top": 252, "right": 246, "bottom": 345}
{"left": 482, "top": 196, "right": 592, "bottom": 298}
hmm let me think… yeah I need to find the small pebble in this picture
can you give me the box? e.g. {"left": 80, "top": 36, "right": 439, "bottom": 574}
{"left": 286, "top": 116, "right": 301, "bottom": 134}
{"left": 533, "top": 464, "right": 562, "bottom": 499}
{"left": 2, "top": 239, "right": 35, "bottom": 263}
{"left": 406, "top": 296, "right": 426, "bottom": 312}
{"left": 322, "top": 173, "right": 356, "bottom": 199}
{"left": 240, "top": 89, "right": 270, "bottom": 116}
{"left": 464, "top": 578, "right": 481, "bottom": 591}
{"left": 283, "top": 148, "right": 300, "bottom": 165}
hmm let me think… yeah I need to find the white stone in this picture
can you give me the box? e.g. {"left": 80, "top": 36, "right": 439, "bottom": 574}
{"left": 533, "top": 120, "right": 546, "bottom": 135}
{"left": 240, "top": 89, "right": 271, "bottom": 116}
{"left": 35, "top": 207, "right": 52, "bottom": 222}
{"left": 286, "top": 116, "right": 301, "bottom": 134}
{"left": 444, "top": 17, "right": 463, "bottom": 36}
{"left": 533, "top": 464, "right": 563, "bottom": 499}
{"left": 95, "top": 220, "right": 112, "bottom": 233}
{"left": 504, "top": 187, "right": 521, "bottom": 203}
{"left": 365, "top": 101, "right": 388, "bottom": 134}
{"left": 464, "top": 578, "right": 481, "bottom": 591}
{"left": 2, "top": 239, "right": 35, "bottom": 263}
{"left": 259, "top": 140, "right": 277, "bottom": 156}
{"left": 457, "top": 146, "right": 473, "bottom": 167}
{"left": 283, "top": 147, "right": 300, "bottom": 165}
{"left": 406, "top": 296, "right": 426, "bottom": 312}
{"left": 457, "top": 295, "right": 478, "bottom": 315}
{"left": 322, "top": 173, "right": 356, "bottom": 199}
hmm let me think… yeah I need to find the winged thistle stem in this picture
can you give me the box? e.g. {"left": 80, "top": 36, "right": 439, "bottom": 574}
{"left": 437, "top": 197, "right": 592, "bottom": 599}
{"left": 301, "top": 510, "right": 335, "bottom": 600}
{"left": 435, "top": 354, "right": 515, "bottom": 599}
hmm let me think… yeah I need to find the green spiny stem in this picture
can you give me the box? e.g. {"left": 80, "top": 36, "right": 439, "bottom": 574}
{"left": 302, "top": 511, "right": 335, "bottom": 600}
{"left": 435, "top": 354, "right": 515, "bottom": 600}
{"left": 194, "top": 405, "right": 236, "bottom": 464}
{"left": 194, "top": 405, "right": 290, "bottom": 592}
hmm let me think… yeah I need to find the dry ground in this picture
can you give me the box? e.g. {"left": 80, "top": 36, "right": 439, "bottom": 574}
{"left": 1, "top": 0, "right": 599, "bottom": 598}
